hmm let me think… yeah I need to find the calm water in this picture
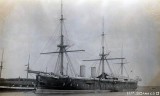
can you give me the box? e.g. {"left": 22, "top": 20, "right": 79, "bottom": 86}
{"left": 0, "top": 91, "right": 127, "bottom": 96}
{"left": 0, "top": 87, "right": 159, "bottom": 96}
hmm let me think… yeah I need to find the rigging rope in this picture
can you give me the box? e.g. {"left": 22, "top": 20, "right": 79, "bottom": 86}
{"left": 97, "top": 60, "right": 101, "bottom": 76}
{"left": 65, "top": 52, "right": 76, "bottom": 76}
{"left": 124, "top": 66, "right": 129, "bottom": 77}
{"left": 54, "top": 53, "right": 61, "bottom": 74}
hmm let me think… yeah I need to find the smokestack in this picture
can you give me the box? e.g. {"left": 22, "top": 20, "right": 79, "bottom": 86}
{"left": 80, "top": 65, "right": 85, "bottom": 77}
{"left": 91, "top": 67, "right": 96, "bottom": 78}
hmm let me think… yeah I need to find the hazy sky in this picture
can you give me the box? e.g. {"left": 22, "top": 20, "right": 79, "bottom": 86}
{"left": 0, "top": 0, "right": 160, "bottom": 86}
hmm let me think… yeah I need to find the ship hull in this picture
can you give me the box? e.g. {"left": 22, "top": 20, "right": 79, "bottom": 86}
{"left": 36, "top": 74, "right": 137, "bottom": 92}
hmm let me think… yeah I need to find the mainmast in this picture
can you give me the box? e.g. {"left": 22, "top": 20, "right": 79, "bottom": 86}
{"left": 83, "top": 18, "right": 125, "bottom": 79}
{"left": 100, "top": 18, "right": 106, "bottom": 76}
{"left": 0, "top": 49, "right": 4, "bottom": 78}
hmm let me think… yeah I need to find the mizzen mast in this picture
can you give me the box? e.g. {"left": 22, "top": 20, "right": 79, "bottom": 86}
{"left": 26, "top": 54, "right": 30, "bottom": 79}
{"left": 121, "top": 44, "right": 124, "bottom": 75}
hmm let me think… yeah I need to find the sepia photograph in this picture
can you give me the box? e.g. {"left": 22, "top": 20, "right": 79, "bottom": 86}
{"left": 0, "top": 0, "right": 160, "bottom": 96}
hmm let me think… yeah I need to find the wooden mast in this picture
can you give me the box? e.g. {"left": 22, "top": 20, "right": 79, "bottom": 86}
{"left": 40, "top": 0, "right": 84, "bottom": 76}
{"left": 26, "top": 54, "right": 30, "bottom": 79}
{"left": 83, "top": 18, "right": 125, "bottom": 78}
{"left": 0, "top": 49, "right": 4, "bottom": 78}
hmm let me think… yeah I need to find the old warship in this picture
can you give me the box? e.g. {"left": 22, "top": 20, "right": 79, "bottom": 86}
{"left": 35, "top": 0, "right": 139, "bottom": 92}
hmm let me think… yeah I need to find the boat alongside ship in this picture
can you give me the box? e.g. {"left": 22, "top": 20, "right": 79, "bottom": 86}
{"left": 35, "top": 0, "right": 140, "bottom": 92}
{"left": 0, "top": 78, "right": 35, "bottom": 91}
{"left": 0, "top": 52, "right": 36, "bottom": 91}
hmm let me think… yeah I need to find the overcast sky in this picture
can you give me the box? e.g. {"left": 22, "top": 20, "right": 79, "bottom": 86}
{"left": 0, "top": 0, "right": 160, "bottom": 86}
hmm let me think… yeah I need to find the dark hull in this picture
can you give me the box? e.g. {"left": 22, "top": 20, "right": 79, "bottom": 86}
{"left": 36, "top": 75, "right": 137, "bottom": 92}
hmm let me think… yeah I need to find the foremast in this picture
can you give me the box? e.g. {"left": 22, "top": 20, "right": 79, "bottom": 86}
{"left": 41, "top": 0, "right": 84, "bottom": 76}
{"left": 59, "top": 0, "right": 66, "bottom": 75}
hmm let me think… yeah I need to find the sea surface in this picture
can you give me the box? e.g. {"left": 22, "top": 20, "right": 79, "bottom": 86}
{"left": 0, "top": 87, "right": 159, "bottom": 96}
{"left": 0, "top": 91, "right": 127, "bottom": 96}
